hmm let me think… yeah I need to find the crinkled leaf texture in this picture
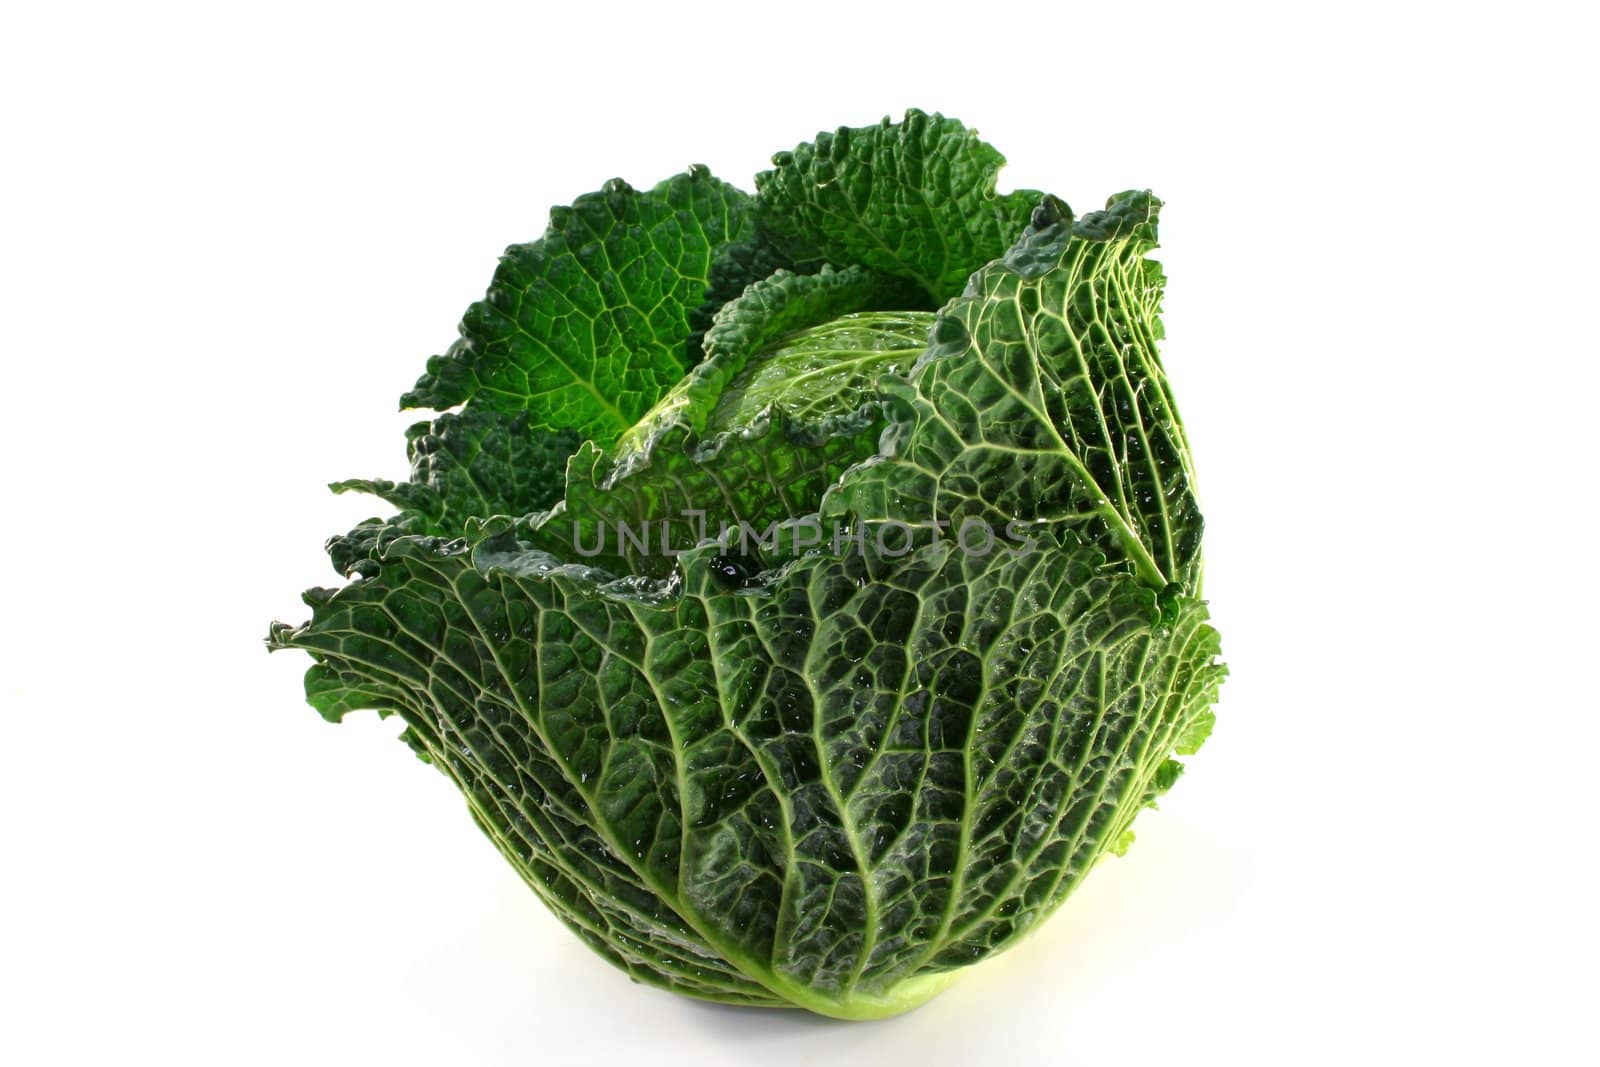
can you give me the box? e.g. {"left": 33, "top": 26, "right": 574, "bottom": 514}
{"left": 756, "top": 110, "right": 1040, "bottom": 305}
{"left": 402, "top": 167, "right": 755, "bottom": 445}
{"left": 270, "top": 529, "right": 1220, "bottom": 1017}
{"left": 824, "top": 191, "right": 1204, "bottom": 592}
{"left": 270, "top": 110, "right": 1223, "bottom": 1020}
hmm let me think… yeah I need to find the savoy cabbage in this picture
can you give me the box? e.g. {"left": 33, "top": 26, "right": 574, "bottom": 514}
{"left": 268, "top": 109, "right": 1224, "bottom": 1019}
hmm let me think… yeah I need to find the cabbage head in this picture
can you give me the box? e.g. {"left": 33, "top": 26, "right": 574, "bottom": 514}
{"left": 268, "top": 110, "right": 1224, "bottom": 1019}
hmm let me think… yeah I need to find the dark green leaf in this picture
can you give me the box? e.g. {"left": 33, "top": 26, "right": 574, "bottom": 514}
{"left": 325, "top": 407, "right": 577, "bottom": 578}
{"left": 756, "top": 109, "right": 1040, "bottom": 305}
{"left": 401, "top": 168, "right": 757, "bottom": 444}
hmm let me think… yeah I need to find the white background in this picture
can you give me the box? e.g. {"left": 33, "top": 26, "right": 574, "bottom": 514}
{"left": 3, "top": 2, "right": 1595, "bottom": 1063}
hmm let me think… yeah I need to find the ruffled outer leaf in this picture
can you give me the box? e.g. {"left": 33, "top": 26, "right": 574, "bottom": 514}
{"left": 402, "top": 168, "right": 756, "bottom": 444}
{"left": 756, "top": 109, "right": 1040, "bottom": 305}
